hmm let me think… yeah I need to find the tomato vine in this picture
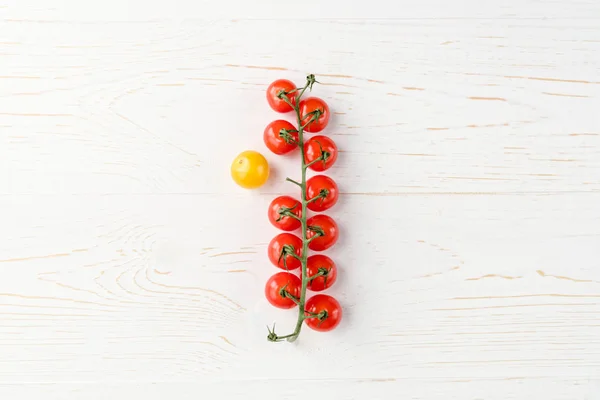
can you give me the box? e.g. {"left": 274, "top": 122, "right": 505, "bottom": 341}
{"left": 264, "top": 74, "right": 342, "bottom": 342}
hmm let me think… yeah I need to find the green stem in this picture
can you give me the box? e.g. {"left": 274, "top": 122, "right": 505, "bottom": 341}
{"left": 306, "top": 189, "right": 328, "bottom": 205}
{"left": 302, "top": 314, "right": 319, "bottom": 320}
{"left": 286, "top": 177, "right": 302, "bottom": 187}
{"left": 282, "top": 290, "right": 300, "bottom": 306}
{"left": 287, "top": 87, "right": 309, "bottom": 343}
{"left": 279, "top": 209, "right": 302, "bottom": 222}
{"left": 307, "top": 269, "right": 327, "bottom": 281}
{"left": 307, "top": 234, "right": 321, "bottom": 244}
{"left": 271, "top": 332, "right": 296, "bottom": 341}
{"left": 305, "top": 155, "right": 324, "bottom": 169}
{"left": 300, "top": 110, "right": 322, "bottom": 130}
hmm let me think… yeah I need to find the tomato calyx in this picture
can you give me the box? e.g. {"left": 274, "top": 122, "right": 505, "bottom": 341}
{"left": 305, "top": 149, "right": 329, "bottom": 169}
{"left": 308, "top": 267, "right": 331, "bottom": 281}
{"left": 307, "top": 188, "right": 330, "bottom": 206}
{"left": 301, "top": 108, "right": 323, "bottom": 130}
{"left": 315, "top": 310, "right": 329, "bottom": 328}
{"left": 279, "top": 283, "right": 300, "bottom": 305}
{"left": 305, "top": 74, "right": 319, "bottom": 90}
{"left": 276, "top": 88, "right": 294, "bottom": 100}
{"left": 307, "top": 267, "right": 332, "bottom": 289}
{"left": 304, "top": 309, "right": 328, "bottom": 326}
{"left": 311, "top": 139, "right": 331, "bottom": 167}
{"left": 278, "top": 244, "right": 301, "bottom": 270}
{"left": 279, "top": 128, "right": 299, "bottom": 145}
{"left": 276, "top": 90, "right": 295, "bottom": 107}
{"left": 276, "top": 204, "right": 301, "bottom": 223}
{"left": 307, "top": 225, "right": 325, "bottom": 243}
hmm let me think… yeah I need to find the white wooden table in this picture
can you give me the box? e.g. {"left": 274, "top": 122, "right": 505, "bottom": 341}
{"left": 2, "top": 1, "right": 600, "bottom": 399}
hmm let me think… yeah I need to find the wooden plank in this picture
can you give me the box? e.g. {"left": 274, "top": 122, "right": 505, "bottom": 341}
{"left": 1, "top": 2, "right": 600, "bottom": 399}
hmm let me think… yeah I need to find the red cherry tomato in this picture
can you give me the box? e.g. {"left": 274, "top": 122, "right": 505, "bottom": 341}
{"left": 268, "top": 233, "right": 303, "bottom": 270}
{"left": 306, "top": 214, "right": 338, "bottom": 251}
{"left": 266, "top": 79, "right": 296, "bottom": 113}
{"left": 265, "top": 272, "right": 301, "bottom": 309}
{"left": 306, "top": 175, "right": 339, "bottom": 212}
{"left": 264, "top": 120, "right": 299, "bottom": 155}
{"left": 304, "top": 135, "right": 338, "bottom": 172}
{"left": 304, "top": 294, "right": 342, "bottom": 331}
{"left": 299, "top": 97, "right": 330, "bottom": 133}
{"left": 268, "top": 196, "right": 302, "bottom": 231}
{"left": 306, "top": 255, "right": 337, "bottom": 292}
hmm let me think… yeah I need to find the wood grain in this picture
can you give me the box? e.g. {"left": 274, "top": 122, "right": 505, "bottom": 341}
{"left": 1, "top": 1, "right": 600, "bottom": 399}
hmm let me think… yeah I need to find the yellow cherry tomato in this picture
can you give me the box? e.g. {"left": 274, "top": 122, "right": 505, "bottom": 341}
{"left": 231, "top": 150, "right": 270, "bottom": 189}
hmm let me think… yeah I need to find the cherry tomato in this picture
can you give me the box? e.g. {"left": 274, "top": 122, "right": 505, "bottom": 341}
{"left": 263, "top": 120, "right": 299, "bottom": 155}
{"left": 268, "top": 196, "right": 302, "bottom": 231}
{"left": 230, "top": 150, "right": 269, "bottom": 189}
{"left": 306, "top": 214, "right": 338, "bottom": 251}
{"left": 299, "top": 97, "right": 330, "bottom": 133}
{"left": 306, "top": 255, "right": 337, "bottom": 292}
{"left": 304, "top": 294, "right": 342, "bottom": 331}
{"left": 306, "top": 175, "right": 339, "bottom": 212}
{"left": 268, "top": 233, "right": 303, "bottom": 270}
{"left": 304, "top": 135, "right": 338, "bottom": 172}
{"left": 265, "top": 272, "right": 301, "bottom": 309}
{"left": 266, "top": 79, "right": 296, "bottom": 113}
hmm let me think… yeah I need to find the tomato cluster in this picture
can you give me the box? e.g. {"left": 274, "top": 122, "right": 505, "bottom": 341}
{"left": 263, "top": 78, "right": 342, "bottom": 335}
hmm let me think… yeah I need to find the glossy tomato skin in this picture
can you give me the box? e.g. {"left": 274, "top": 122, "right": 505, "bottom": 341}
{"left": 304, "top": 135, "right": 338, "bottom": 172}
{"left": 306, "top": 255, "right": 337, "bottom": 292}
{"left": 268, "top": 196, "right": 302, "bottom": 231}
{"left": 265, "top": 272, "right": 301, "bottom": 309}
{"left": 304, "top": 294, "right": 342, "bottom": 331}
{"left": 263, "top": 120, "right": 299, "bottom": 155}
{"left": 268, "top": 233, "right": 303, "bottom": 270}
{"left": 230, "top": 150, "right": 270, "bottom": 189}
{"left": 299, "top": 97, "right": 330, "bottom": 133}
{"left": 306, "top": 214, "right": 339, "bottom": 251}
{"left": 306, "top": 175, "right": 339, "bottom": 212}
{"left": 266, "top": 79, "right": 296, "bottom": 113}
